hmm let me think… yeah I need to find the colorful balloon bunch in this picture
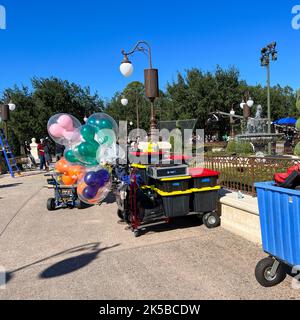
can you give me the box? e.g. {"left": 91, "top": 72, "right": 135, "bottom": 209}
{"left": 77, "top": 168, "right": 112, "bottom": 205}
{"left": 55, "top": 158, "right": 86, "bottom": 186}
{"left": 48, "top": 112, "right": 119, "bottom": 205}
{"left": 48, "top": 114, "right": 82, "bottom": 146}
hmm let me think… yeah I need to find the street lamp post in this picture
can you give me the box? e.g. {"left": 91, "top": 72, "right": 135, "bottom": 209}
{"left": 240, "top": 92, "right": 254, "bottom": 133}
{"left": 121, "top": 97, "right": 129, "bottom": 121}
{"left": 120, "top": 41, "right": 159, "bottom": 137}
{"left": 1, "top": 101, "right": 16, "bottom": 137}
{"left": 261, "top": 41, "right": 278, "bottom": 154}
{"left": 230, "top": 107, "right": 236, "bottom": 138}
{"left": 121, "top": 91, "right": 140, "bottom": 130}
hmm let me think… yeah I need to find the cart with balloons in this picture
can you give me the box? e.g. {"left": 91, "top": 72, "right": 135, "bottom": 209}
{"left": 46, "top": 112, "right": 120, "bottom": 210}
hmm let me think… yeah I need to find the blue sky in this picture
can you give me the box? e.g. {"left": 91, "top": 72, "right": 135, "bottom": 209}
{"left": 0, "top": 0, "right": 299, "bottom": 100}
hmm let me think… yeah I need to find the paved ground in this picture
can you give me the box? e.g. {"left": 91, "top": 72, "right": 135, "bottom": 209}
{"left": 0, "top": 172, "right": 299, "bottom": 300}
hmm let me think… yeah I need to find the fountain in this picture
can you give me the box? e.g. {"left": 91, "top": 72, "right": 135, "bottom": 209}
{"left": 236, "top": 105, "right": 283, "bottom": 154}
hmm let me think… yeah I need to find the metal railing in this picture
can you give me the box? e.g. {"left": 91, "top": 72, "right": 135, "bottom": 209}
{"left": 205, "top": 156, "right": 300, "bottom": 196}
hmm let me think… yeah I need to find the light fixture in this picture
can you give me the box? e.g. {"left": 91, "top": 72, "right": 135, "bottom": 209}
{"left": 272, "top": 51, "right": 278, "bottom": 61}
{"left": 84, "top": 116, "right": 88, "bottom": 123}
{"left": 247, "top": 98, "right": 254, "bottom": 108}
{"left": 240, "top": 102, "right": 245, "bottom": 110}
{"left": 129, "top": 121, "right": 134, "bottom": 126}
{"left": 120, "top": 55, "right": 134, "bottom": 78}
{"left": 8, "top": 101, "right": 16, "bottom": 111}
{"left": 230, "top": 109, "right": 236, "bottom": 116}
{"left": 121, "top": 98, "right": 129, "bottom": 106}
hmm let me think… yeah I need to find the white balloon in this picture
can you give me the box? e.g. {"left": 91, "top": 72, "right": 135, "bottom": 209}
{"left": 96, "top": 144, "right": 124, "bottom": 165}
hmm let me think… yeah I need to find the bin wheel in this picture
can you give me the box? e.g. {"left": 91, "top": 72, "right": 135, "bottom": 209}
{"left": 117, "top": 209, "right": 124, "bottom": 220}
{"left": 255, "top": 257, "right": 286, "bottom": 287}
{"left": 47, "top": 198, "right": 56, "bottom": 211}
{"left": 203, "top": 212, "right": 220, "bottom": 229}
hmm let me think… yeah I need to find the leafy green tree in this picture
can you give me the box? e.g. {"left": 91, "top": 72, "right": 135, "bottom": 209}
{"left": 1, "top": 77, "right": 104, "bottom": 154}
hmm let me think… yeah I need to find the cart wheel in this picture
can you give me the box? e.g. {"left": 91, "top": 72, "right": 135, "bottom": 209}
{"left": 134, "top": 230, "right": 141, "bottom": 238}
{"left": 255, "top": 257, "right": 287, "bottom": 287}
{"left": 47, "top": 198, "right": 56, "bottom": 211}
{"left": 117, "top": 209, "right": 124, "bottom": 220}
{"left": 203, "top": 212, "right": 220, "bottom": 229}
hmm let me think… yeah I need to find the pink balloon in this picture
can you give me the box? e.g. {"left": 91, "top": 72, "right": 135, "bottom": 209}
{"left": 63, "top": 129, "right": 81, "bottom": 142}
{"left": 57, "top": 115, "right": 74, "bottom": 131}
{"left": 49, "top": 124, "right": 64, "bottom": 138}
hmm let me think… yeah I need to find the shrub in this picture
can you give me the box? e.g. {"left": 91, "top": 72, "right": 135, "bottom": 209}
{"left": 226, "top": 140, "right": 254, "bottom": 155}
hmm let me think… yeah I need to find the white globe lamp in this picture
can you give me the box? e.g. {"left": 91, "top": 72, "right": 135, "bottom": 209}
{"left": 121, "top": 98, "right": 129, "bottom": 106}
{"left": 120, "top": 56, "right": 134, "bottom": 77}
{"left": 247, "top": 98, "right": 254, "bottom": 108}
{"left": 8, "top": 102, "right": 16, "bottom": 111}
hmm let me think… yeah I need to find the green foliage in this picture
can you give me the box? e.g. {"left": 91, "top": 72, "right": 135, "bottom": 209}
{"left": 165, "top": 67, "right": 296, "bottom": 135}
{"left": 1, "top": 78, "right": 103, "bottom": 154}
{"left": 1, "top": 67, "right": 298, "bottom": 155}
{"left": 226, "top": 140, "right": 254, "bottom": 155}
{"left": 295, "top": 142, "right": 300, "bottom": 157}
{"left": 296, "top": 119, "right": 300, "bottom": 131}
{"left": 297, "top": 90, "right": 300, "bottom": 112}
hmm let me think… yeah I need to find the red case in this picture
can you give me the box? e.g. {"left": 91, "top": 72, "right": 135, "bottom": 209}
{"left": 189, "top": 167, "right": 220, "bottom": 178}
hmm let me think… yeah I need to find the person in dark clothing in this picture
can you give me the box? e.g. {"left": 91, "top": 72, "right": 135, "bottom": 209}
{"left": 44, "top": 138, "right": 52, "bottom": 170}
{"left": 55, "top": 144, "right": 65, "bottom": 161}
{"left": 38, "top": 139, "right": 47, "bottom": 171}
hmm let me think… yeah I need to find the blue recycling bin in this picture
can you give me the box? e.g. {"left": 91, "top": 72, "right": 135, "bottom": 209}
{"left": 254, "top": 181, "right": 300, "bottom": 287}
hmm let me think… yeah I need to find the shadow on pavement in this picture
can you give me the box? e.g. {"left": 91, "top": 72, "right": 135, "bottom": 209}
{"left": 0, "top": 183, "right": 23, "bottom": 189}
{"left": 102, "top": 192, "right": 116, "bottom": 204}
{"left": 39, "top": 242, "right": 120, "bottom": 279}
{"left": 6, "top": 242, "right": 120, "bottom": 282}
{"left": 140, "top": 215, "right": 205, "bottom": 236}
{"left": 219, "top": 188, "right": 232, "bottom": 197}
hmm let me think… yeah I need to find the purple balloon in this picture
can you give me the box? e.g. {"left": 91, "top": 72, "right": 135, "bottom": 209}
{"left": 96, "top": 170, "right": 110, "bottom": 183}
{"left": 83, "top": 186, "right": 99, "bottom": 200}
{"left": 84, "top": 172, "right": 98, "bottom": 186}
{"left": 94, "top": 176, "right": 106, "bottom": 188}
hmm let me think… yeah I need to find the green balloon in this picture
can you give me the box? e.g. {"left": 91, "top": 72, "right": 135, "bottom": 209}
{"left": 87, "top": 118, "right": 97, "bottom": 127}
{"left": 97, "top": 130, "right": 115, "bottom": 146}
{"left": 98, "top": 119, "right": 113, "bottom": 130}
{"left": 78, "top": 141, "right": 99, "bottom": 158}
{"left": 81, "top": 124, "right": 96, "bottom": 142}
{"left": 65, "top": 149, "right": 79, "bottom": 163}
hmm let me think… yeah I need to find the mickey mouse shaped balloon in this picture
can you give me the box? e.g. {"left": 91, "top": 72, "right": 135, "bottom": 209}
{"left": 48, "top": 114, "right": 82, "bottom": 146}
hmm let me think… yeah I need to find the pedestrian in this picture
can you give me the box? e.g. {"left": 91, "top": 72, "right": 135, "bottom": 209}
{"left": 24, "top": 141, "right": 37, "bottom": 168}
{"left": 37, "top": 139, "right": 46, "bottom": 171}
{"left": 43, "top": 138, "right": 52, "bottom": 171}
{"left": 55, "top": 143, "right": 65, "bottom": 161}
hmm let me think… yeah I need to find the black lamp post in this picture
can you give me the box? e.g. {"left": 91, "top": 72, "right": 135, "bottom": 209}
{"left": 120, "top": 41, "right": 159, "bottom": 136}
{"left": 240, "top": 91, "right": 254, "bottom": 134}
{"left": 260, "top": 41, "right": 278, "bottom": 154}
{"left": 0, "top": 102, "right": 16, "bottom": 137}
